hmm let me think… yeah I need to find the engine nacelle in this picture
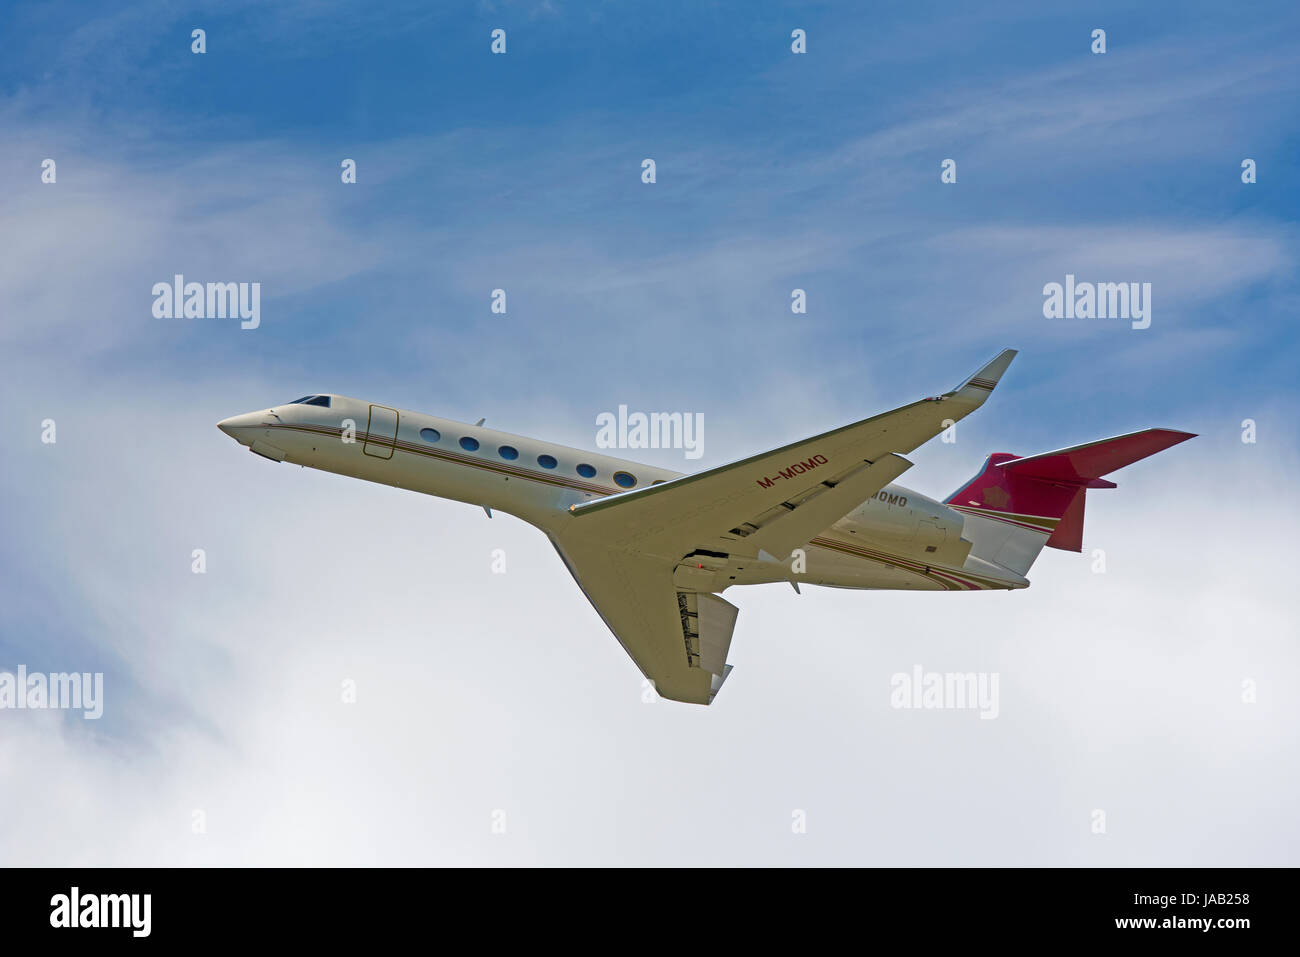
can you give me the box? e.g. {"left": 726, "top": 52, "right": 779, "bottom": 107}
{"left": 834, "top": 485, "right": 971, "bottom": 565}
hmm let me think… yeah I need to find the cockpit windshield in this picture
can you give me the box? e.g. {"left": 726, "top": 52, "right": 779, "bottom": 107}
{"left": 285, "top": 395, "right": 331, "bottom": 407}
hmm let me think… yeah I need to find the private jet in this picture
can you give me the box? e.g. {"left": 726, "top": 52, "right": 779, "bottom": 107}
{"left": 218, "top": 349, "right": 1193, "bottom": 704}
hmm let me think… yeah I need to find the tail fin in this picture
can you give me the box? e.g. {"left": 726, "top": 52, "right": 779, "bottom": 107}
{"left": 945, "top": 428, "right": 1195, "bottom": 577}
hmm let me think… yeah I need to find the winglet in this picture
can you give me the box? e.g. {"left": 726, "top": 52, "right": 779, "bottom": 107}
{"left": 952, "top": 348, "right": 1018, "bottom": 396}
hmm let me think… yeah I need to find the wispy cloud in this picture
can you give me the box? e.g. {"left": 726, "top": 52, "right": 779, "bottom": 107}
{"left": 2, "top": 0, "right": 1297, "bottom": 865}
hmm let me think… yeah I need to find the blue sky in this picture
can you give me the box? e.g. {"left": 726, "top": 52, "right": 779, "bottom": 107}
{"left": 1, "top": 1, "right": 1297, "bottom": 864}
{"left": 3, "top": 0, "right": 1296, "bottom": 430}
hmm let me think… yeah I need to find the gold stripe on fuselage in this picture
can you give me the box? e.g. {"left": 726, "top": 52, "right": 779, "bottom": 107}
{"left": 263, "top": 424, "right": 1003, "bottom": 591}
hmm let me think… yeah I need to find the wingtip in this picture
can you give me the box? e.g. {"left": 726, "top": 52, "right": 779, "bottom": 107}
{"left": 1145, "top": 427, "right": 1197, "bottom": 442}
{"left": 981, "top": 348, "right": 1019, "bottom": 381}
{"left": 954, "top": 348, "right": 1018, "bottom": 395}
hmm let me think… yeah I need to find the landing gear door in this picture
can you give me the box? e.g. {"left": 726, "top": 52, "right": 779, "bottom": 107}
{"left": 363, "top": 404, "right": 398, "bottom": 459}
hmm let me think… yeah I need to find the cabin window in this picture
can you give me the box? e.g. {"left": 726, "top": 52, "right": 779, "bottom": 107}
{"left": 498, "top": 445, "right": 519, "bottom": 460}
{"left": 419, "top": 428, "right": 440, "bottom": 443}
{"left": 538, "top": 454, "right": 558, "bottom": 469}
{"left": 460, "top": 437, "right": 480, "bottom": 452}
{"left": 576, "top": 463, "right": 596, "bottom": 478}
{"left": 302, "top": 395, "right": 331, "bottom": 407}
{"left": 613, "top": 471, "right": 637, "bottom": 488}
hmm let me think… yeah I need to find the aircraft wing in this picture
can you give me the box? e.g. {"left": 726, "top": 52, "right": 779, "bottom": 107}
{"left": 550, "top": 349, "right": 1017, "bottom": 704}
{"left": 550, "top": 538, "right": 739, "bottom": 705}
{"left": 564, "top": 349, "right": 1017, "bottom": 561}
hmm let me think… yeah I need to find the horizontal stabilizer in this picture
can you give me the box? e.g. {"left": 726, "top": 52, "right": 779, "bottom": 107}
{"left": 998, "top": 428, "right": 1196, "bottom": 485}
{"left": 947, "top": 427, "right": 1195, "bottom": 571}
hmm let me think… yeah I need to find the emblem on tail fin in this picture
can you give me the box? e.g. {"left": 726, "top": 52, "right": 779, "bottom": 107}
{"left": 981, "top": 486, "right": 1011, "bottom": 508}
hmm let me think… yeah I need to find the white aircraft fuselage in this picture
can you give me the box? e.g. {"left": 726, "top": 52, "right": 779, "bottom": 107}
{"left": 218, "top": 394, "right": 1004, "bottom": 594}
{"left": 218, "top": 354, "right": 1191, "bottom": 705}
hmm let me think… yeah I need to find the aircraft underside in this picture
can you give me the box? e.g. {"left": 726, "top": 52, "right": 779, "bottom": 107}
{"left": 219, "top": 348, "right": 1192, "bottom": 704}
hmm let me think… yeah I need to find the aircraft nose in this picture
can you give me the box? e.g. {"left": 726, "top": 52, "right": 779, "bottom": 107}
{"left": 218, "top": 411, "right": 264, "bottom": 440}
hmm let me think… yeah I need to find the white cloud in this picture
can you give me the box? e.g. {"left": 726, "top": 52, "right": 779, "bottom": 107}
{"left": 2, "top": 7, "right": 1296, "bottom": 866}
{"left": 1, "top": 367, "right": 1295, "bottom": 865}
